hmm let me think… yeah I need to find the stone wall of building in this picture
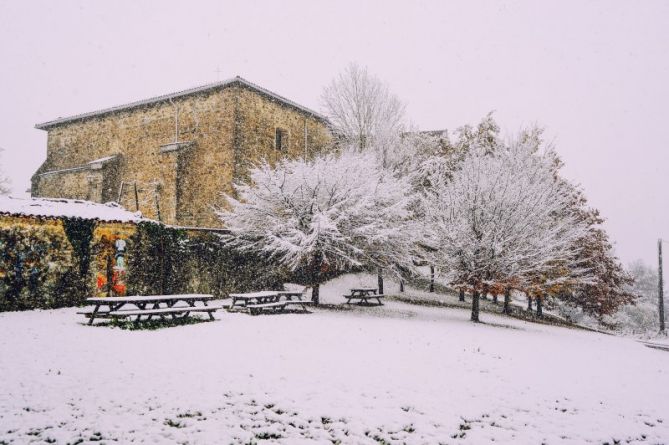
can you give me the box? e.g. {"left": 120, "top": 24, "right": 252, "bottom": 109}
{"left": 33, "top": 89, "right": 236, "bottom": 226}
{"left": 32, "top": 82, "right": 332, "bottom": 229}
{"left": 37, "top": 168, "right": 98, "bottom": 201}
{"left": 234, "top": 86, "right": 333, "bottom": 182}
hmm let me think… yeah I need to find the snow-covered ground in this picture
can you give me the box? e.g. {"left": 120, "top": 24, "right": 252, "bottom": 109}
{"left": 1, "top": 280, "right": 668, "bottom": 444}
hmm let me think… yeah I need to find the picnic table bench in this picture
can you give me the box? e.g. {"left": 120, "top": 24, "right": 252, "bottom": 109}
{"left": 229, "top": 290, "right": 312, "bottom": 315}
{"left": 343, "top": 288, "right": 385, "bottom": 306}
{"left": 79, "top": 294, "right": 221, "bottom": 325}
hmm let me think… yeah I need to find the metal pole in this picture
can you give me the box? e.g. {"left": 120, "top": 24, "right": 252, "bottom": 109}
{"left": 659, "top": 239, "right": 665, "bottom": 333}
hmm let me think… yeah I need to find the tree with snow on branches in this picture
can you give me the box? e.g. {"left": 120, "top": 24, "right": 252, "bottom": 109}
{"left": 218, "top": 149, "right": 420, "bottom": 304}
{"left": 424, "top": 137, "right": 589, "bottom": 322}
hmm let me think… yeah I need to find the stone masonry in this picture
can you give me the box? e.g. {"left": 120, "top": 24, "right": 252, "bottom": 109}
{"left": 32, "top": 77, "right": 332, "bottom": 228}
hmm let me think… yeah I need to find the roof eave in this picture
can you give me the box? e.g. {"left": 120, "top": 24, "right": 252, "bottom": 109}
{"left": 35, "top": 76, "right": 328, "bottom": 131}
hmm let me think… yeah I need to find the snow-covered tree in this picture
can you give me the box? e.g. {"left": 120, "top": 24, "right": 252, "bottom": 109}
{"left": 0, "top": 147, "right": 11, "bottom": 195}
{"left": 535, "top": 163, "right": 637, "bottom": 319}
{"left": 425, "top": 138, "right": 588, "bottom": 322}
{"left": 602, "top": 260, "right": 658, "bottom": 335}
{"left": 628, "top": 260, "right": 658, "bottom": 303}
{"left": 218, "top": 149, "right": 419, "bottom": 304}
{"left": 410, "top": 113, "right": 504, "bottom": 191}
{"left": 321, "top": 63, "right": 406, "bottom": 159}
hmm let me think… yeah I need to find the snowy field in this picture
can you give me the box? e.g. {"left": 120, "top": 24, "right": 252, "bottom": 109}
{"left": 1, "top": 281, "right": 668, "bottom": 444}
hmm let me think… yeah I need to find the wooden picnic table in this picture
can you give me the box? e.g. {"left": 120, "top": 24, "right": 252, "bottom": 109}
{"left": 80, "top": 294, "right": 220, "bottom": 325}
{"left": 228, "top": 290, "right": 312, "bottom": 315}
{"left": 344, "top": 288, "right": 385, "bottom": 305}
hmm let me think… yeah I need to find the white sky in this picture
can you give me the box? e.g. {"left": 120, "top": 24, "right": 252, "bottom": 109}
{"left": 0, "top": 0, "right": 667, "bottom": 266}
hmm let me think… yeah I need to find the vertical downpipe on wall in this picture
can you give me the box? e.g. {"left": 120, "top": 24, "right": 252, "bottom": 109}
{"left": 304, "top": 118, "right": 308, "bottom": 160}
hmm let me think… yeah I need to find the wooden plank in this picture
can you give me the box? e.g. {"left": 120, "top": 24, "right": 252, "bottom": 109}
{"left": 245, "top": 302, "right": 286, "bottom": 309}
{"left": 228, "top": 291, "right": 279, "bottom": 299}
{"left": 79, "top": 312, "right": 114, "bottom": 318}
{"left": 86, "top": 294, "right": 215, "bottom": 303}
{"left": 276, "top": 291, "right": 307, "bottom": 297}
{"left": 109, "top": 306, "right": 221, "bottom": 317}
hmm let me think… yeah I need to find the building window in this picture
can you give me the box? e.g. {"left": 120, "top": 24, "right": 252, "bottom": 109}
{"left": 275, "top": 128, "right": 288, "bottom": 151}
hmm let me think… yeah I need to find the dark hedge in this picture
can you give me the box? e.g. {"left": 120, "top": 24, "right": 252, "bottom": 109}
{"left": 1, "top": 219, "right": 287, "bottom": 311}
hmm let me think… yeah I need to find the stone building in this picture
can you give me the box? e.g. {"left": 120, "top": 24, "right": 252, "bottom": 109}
{"left": 32, "top": 77, "right": 332, "bottom": 228}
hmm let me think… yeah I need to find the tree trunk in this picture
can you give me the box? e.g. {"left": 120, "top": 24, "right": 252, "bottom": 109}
{"left": 527, "top": 296, "right": 533, "bottom": 311}
{"left": 312, "top": 283, "right": 320, "bottom": 306}
{"left": 471, "top": 290, "right": 480, "bottom": 322}
{"left": 493, "top": 294, "right": 498, "bottom": 304}
{"left": 536, "top": 294, "right": 543, "bottom": 317}
{"left": 459, "top": 288, "right": 465, "bottom": 302}
{"left": 106, "top": 255, "right": 113, "bottom": 297}
{"left": 308, "top": 252, "right": 323, "bottom": 306}
{"left": 377, "top": 268, "right": 384, "bottom": 295}
{"left": 503, "top": 288, "right": 511, "bottom": 314}
{"left": 399, "top": 279, "right": 404, "bottom": 293}
{"left": 429, "top": 266, "right": 435, "bottom": 292}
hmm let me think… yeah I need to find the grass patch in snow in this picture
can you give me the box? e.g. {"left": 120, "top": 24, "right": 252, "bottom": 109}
{"left": 90, "top": 316, "right": 214, "bottom": 330}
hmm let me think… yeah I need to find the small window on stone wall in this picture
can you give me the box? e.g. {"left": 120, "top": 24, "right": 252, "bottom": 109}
{"left": 275, "top": 128, "right": 288, "bottom": 151}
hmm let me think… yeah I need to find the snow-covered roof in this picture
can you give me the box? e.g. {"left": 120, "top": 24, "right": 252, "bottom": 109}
{"left": 35, "top": 76, "right": 328, "bottom": 130}
{"left": 0, "top": 196, "right": 143, "bottom": 223}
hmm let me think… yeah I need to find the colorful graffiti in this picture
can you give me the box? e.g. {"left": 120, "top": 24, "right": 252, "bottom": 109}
{"left": 93, "top": 225, "right": 134, "bottom": 298}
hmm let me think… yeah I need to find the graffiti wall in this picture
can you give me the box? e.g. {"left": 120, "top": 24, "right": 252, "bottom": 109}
{"left": 92, "top": 224, "right": 134, "bottom": 297}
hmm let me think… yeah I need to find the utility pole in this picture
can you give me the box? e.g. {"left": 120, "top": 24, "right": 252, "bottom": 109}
{"left": 659, "top": 239, "right": 665, "bottom": 334}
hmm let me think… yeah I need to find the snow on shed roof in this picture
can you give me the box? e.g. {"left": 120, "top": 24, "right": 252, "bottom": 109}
{"left": 35, "top": 76, "right": 328, "bottom": 130}
{"left": 0, "top": 196, "right": 143, "bottom": 223}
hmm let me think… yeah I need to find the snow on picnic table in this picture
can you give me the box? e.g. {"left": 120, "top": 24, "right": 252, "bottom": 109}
{"left": 0, "top": 298, "right": 668, "bottom": 444}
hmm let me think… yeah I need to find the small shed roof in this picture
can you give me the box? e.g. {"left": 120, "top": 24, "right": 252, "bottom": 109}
{"left": 0, "top": 196, "right": 143, "bottom": 223}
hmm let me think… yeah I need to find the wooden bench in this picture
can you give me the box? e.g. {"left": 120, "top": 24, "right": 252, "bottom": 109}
{"left": 246, "top": 300, "right": 314, "bottom": 315}
{"left": 247, "top": 301, "right": 287, "bottom": 315}
{"left": 80, "top": 306, "right": 221, "bottom": 322}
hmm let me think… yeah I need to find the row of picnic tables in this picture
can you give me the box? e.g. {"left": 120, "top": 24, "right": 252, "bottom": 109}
{"left": 80, "top": 287, "right": 385, "bottom": 324}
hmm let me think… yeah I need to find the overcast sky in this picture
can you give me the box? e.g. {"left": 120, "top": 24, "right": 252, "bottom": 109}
{"left": 0, "top": 0, "right": 667, "bottom": 266}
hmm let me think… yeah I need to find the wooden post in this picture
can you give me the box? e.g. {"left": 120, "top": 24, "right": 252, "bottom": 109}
{"left": 659, "top": 239, "right": 665, "bottom": 333}
{"left": 459, "top": 288, "right": 465, "bottom": 302}
{"left": 133, "top": 182, "right": 139, "bottom": 211}
{"left": 429, "top": 266, "right": 435, "bottom": 292}
{"left": 116, "top": 181, "right": 125, "bottom": 204}
{"left": 399, "top": 279, "right": 404, "bottom": 293}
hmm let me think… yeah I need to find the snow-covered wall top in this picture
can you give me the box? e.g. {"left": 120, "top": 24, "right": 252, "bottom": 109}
{"left": 0, "top": 196, "right": 143, "bottom": 222}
